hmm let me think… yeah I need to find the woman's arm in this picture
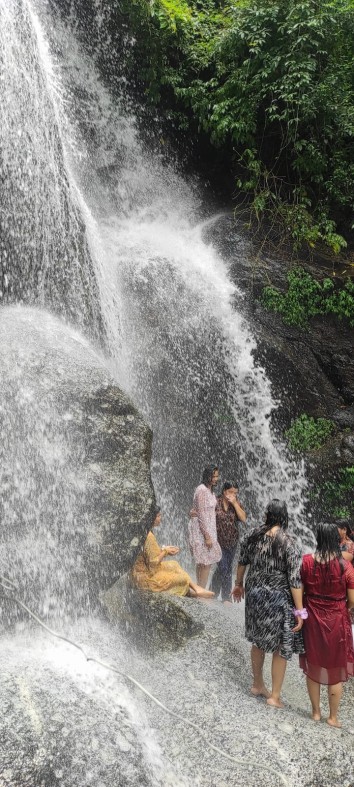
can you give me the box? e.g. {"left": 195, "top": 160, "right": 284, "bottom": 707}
{"left": 344, "top": 561, "right": 354, "bottom": 607}
{"left": 231, "top": 497, "right": 247, "bottom": 524}
{"left": 231, "top": 564, "right": 247, "bottom": 601}
{"left": 347, "top": 589, "right": 354, "bottom": 609}
{"left": 290, "top": 586, "right": 305, "bottom": 632}
{"left": 224, "top": 490, "right": 247, "bottom": 523}
{"left": 195, "top": 487, "right": 213, "bottom": 547}
{"left": 143, "top": 533, "right": 175, "bottom": 570}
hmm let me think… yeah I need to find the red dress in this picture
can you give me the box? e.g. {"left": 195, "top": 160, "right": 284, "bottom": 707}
{"left": 299, "top": 554, "right": 354, "bottom": 685}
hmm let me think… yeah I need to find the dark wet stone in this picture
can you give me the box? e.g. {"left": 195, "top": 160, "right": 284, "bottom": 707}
{"left": 102, "top": 575, "right": 204, "bottom": 653}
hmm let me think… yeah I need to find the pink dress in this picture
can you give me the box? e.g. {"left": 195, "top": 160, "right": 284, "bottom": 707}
{"left": 188, "top": 484, "right": 221, "bottom": 566}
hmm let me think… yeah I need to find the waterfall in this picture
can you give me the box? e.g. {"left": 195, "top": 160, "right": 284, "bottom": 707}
{"left": 0, "top": 3, "right": 319, "bottom": 786}
{"left": 0, "top": 0, "right": 102, "bottom": 338}
{"left": 0, "top": 0, "right": 311, "bottom": 555}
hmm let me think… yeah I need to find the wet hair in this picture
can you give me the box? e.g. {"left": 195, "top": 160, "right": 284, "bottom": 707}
{"left": 315, "top": 522, "right": 344, "bottom": 574}
{"left": 248, "top": 499, "right": 289, "bottom": 556}
{"left": 222, "top": 481, "right": 238, "bottom": 493}
{"left": 336, "top": 520, "right": 353, "bottom": 539}
{"left": 202, "top": 465, "right": 218, "bottom": 486}
{"left": 265, "top": 499, "right": 288, "bottom": 530}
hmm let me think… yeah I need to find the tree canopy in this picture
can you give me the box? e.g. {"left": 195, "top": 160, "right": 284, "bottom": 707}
{"left": 88, "top": 0, "right": 354, "bottom": 253}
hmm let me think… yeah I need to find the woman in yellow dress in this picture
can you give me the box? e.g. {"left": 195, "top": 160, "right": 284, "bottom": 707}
{"left": 132, "top": 509, "right": 214, "bottom": 598}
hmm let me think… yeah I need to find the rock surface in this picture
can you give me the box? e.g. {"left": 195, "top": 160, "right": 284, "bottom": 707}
{"left": 102, "top": 574, "right": 204, "bottom": 651}
{"left": 0, "top": 306, "right": 155, "bottom": 616}
{"left": 206, "top": 216, "right": 354, "bottom": 519}
{"left": 1, "top": 603, "right": 352, "bottom": 787}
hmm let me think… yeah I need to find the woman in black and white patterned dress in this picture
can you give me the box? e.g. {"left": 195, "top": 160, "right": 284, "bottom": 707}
{"left": 232, "top": 500, "right": 305, "bottom": 708}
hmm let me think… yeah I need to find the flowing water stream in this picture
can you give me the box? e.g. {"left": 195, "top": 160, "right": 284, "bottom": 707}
{"left": 2, "top": 0, "right": 310, "bottom": 546}
{"left": 0, "top": 1, "right": 315, "bottom": 784}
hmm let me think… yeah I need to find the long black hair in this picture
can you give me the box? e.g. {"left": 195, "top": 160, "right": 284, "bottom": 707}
{"left": 202, "top": 465, "right": 218, "bottom": 487}
{"left": 222, "top": 481, "right": 238, "bottom": 493}
{"left": 247, "top": 499, "right": 289, "bottom": 556}
{"left": 314, "top": 522, "right": 344, "bottom": 574}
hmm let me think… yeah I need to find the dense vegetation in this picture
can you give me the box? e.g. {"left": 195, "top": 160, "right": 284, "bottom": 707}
{"left": 91, "top": 0, "right": 354, "bottom": 254}
{"left": 318, "top": 466, "right": 354, "bottom": 520}
{"left": 285, "top": 413, "right": 335, "bottom": 452}
{"left": 261, "top": 267, "right": 354, "bottom": 327}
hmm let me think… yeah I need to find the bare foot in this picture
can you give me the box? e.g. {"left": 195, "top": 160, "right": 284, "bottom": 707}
{"left": 251, "top": 686, "right": 271, "bottom": 699}
{"left": 222, "top": 600, "right": 233, "bottom": 606}
{"left": 267, "top": 697, "right": 284, "bottom": 709}
{"left": 311, "top": 712, "right": 321, "bottom": 722}
{"left": 327, "top": 717, "right": 342, "bottom": 728}
{"left": 196, "top": 588, "right": 215, "bottom": 599}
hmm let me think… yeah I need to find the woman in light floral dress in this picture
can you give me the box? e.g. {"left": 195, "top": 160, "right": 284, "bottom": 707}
{"left": 189, "top": 465, "right": 222, "bottom": 588}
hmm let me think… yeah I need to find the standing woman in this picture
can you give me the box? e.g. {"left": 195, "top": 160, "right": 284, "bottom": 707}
{"left": 188, "top": 465, "right": 222, "bottom": 588}
{"left": 232, "top": 500, "right": 305, "bottom": 708}
{"left": 211, "top": 481, "right": 247, "bottom": 602}
{"left": 300, "top": 522, "right": 354, "bottom": 728}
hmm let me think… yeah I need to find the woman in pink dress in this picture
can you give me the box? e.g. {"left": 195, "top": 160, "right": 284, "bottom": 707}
{"left": 300, "top": 522, "right": 354, "bottom": 728}
{"left": 189, "top": 465, "right": 222, "bottom": 588}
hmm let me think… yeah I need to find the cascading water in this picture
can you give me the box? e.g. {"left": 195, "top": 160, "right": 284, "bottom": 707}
{"left": 0, "top": 0, "right": 102, "bottom": 337}
{"left": 0, "top": 2, "right": 318, "bottom": 785}
{"left": 12, "top": 0, "right": 311, "bottom": 555}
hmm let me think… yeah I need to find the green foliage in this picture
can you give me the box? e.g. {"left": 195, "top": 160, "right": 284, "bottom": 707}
{"left": 261, "top": 267, "right": 354, "bottom": 327}
{"left": 315, "top": 466, "right": 354, "bottom": 519}
{"left": 285, "top": 414, "right": 335, "bottom": 452}
{"left": 107, "top": 0, "right": 354, "bottom": 252}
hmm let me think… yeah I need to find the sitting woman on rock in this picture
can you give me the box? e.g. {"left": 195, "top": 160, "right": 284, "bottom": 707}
{"left": 131, "top": 508, "right": 214, "bottom": 599}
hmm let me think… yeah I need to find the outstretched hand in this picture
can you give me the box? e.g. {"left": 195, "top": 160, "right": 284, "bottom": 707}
{"left": 231, "top": 584, "right": 244, "bottom": 602}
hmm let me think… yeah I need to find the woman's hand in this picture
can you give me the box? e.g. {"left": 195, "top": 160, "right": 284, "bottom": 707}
{"left": 205, "top": 535, "right": 213, "bottom": 548}
{"left": 165, "top": 545, "right": 179, "bottom": 556}
{"left": 224, "top": 490, "right": 237, "bottom": 504}
{"left": 231, "top": 584, "right": 244, "bottom": 602}
{"left": 189, "top": 508, "right": 198, "bottom": 518}
{"left": 292, "top": 616, "right": 304, "bottom": 632}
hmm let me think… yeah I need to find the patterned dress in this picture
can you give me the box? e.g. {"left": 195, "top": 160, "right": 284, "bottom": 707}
{"left": 188, "top": 484, "right": 222, "bottom": 566}
{"left": 131, "top": 531, "right": 191, "bottom": 596}
{"left": 239, "top": 530, "right": 304, "bottom": 660}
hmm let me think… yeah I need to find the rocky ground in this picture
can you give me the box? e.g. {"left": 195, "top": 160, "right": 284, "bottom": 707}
{"left": 126, "top": 596, "right": 354, "bottom": 787}
{"left": 1, "top": 597, "right": 353, "bottom": 787}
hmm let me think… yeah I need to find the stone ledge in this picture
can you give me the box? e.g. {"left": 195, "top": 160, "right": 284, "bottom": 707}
{"left": 101, "top": 575, "right": 204, "bottom": 652}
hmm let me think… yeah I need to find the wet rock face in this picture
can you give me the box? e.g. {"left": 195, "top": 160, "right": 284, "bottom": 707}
{"left": 102, "top": 575, "right": 204, "bottom": 652}
{"left": 0, "top": 640, "right": 156, "bottom": 787}
{"left": 0, "top": 307, "right": 155, "bottom": 616}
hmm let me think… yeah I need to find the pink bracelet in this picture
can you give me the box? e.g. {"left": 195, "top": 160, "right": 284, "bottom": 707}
{"left": 293, "top": 608, "right": 308, "bottom": 619}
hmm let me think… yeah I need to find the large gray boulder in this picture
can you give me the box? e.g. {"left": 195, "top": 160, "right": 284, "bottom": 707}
{"left": 102, "top": 575, "right": 204, "bottom": 652}
{"left": 0, "top": 306, "right": 155, "bottom": 617}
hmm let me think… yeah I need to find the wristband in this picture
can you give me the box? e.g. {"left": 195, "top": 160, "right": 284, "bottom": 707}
{"left": 293, "top": 608, "right": 308, "bottom": 619}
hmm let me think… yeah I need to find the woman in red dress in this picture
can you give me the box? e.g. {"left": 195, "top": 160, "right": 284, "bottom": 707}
{"left": 300, "top": 522, "right": 354, "bottom": 728}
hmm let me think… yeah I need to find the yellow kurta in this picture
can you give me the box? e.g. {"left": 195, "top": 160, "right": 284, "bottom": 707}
{"left": 131, "top": 531, "right": 190, "bottom": 596}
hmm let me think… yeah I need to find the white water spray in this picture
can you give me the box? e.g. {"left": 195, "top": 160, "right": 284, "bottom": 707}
{"left": 1, "top": 0, "right": 312, "bottom": 548}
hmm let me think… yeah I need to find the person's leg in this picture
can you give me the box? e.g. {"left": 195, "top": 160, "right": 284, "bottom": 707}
{"left": 221, "top": 546, "right": 237, "bottom": 602}
{"left": 210, "top": 561, "right": 222, "bottom": 598}
{"left": 267, "top": 651, "right": 287, "bottom": 708}
{"left": 327, "top": 682, "right": 343, "bottom": 728}
{"left": 250, "top": 645, "right": 270, "bottom": 697}
{"left": 188, "top": 579, "right": 214, "bottom": 599}
{"left": 196, "top": 564, "right": 210, "bottom": 589}
{"left": 306, "top": 677, "right": 321, "bottom": 721}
